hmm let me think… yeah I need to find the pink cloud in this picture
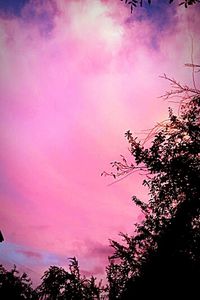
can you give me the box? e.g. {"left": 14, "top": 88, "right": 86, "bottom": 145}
{"left": 17, "top": 250, "right": 42, "bottom": 259}
{"left": 0, "top": 0, "right": 199, "bottom": 285}
{"left": 81, "top": 265, "right": 105, "bottom": 277}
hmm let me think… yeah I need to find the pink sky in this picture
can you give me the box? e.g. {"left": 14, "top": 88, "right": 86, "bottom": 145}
{"left": 0, "top": 0, "right": 200, "bottom": 285}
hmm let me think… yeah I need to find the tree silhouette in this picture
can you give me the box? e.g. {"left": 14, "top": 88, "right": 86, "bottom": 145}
{"left": 104, "top": 74, "right": 200, "bottom": 299}
{"left": 37, "top": 257, "right": 106, "bottom": 300}
{"left": 0, "top": 259, "right": 107, "bottom": 299}
{"left": 0, "top": 265, "right": 38, "bottom": 300}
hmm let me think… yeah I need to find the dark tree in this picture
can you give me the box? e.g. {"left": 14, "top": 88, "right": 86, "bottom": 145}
{"left": 37, "top": 265, "right": 68, "bottom": 299}
{"left": 104, "top": 75, "right": 200, "bottom": 299}
{"left": 37, "top": 257, "right": 106, "bottom": 300}
{"left": 0, "top": 265, "right": 38, "bottom": 300}
{"left": 0, "top": 258, "right": 107, "bottom": 300}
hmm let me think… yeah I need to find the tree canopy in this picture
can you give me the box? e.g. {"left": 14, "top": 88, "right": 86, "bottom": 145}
{"left": 104, "top": 73, "right": 200, "bottom": 299}
{"left": 37, "top": 257, "right": 106, "bottom": 300}
{"left": 0, "top": 264, "right": 38, "bottom": 300}
{"left": 0, "top": 259, "right": 107, "bottom": 300}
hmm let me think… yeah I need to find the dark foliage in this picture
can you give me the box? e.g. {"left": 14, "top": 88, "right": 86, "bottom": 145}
{"left": 0, "top": 265, "right": 38, "bottom": 300}
{"left": 36, "top": 257, "right": 106, "bottom": 300}
{"left": 120, "top": 0, "right": 200, "bottom": 13}
{"left": 105, "top": 93, "right": 200, "bottom": 299}
{"left": 0, "top": 259, "right": 107, "bottom": 300}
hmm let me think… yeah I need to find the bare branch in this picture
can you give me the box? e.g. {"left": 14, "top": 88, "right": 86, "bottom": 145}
{"left": 159, "top": 73, "right": 200, "bottom": 101}
{"left": 185, "top": 63, "right": 200, "bottom": 72}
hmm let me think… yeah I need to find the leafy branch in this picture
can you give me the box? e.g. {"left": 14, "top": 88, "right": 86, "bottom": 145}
{"left": 120, "top": 0, "right": 200, "bottom": 13}
{"left": 102, "top": 69, "right": 200, "bottom": 182}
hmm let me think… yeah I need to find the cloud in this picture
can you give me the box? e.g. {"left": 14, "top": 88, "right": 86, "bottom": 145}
{"left": 88, "top": 243, "right": 113, "bottom": 258}
{"left": 17, "top": 249, "right": 42, "bottom": 259}
{"left": 81, "top": 265, "right": 105, "bottom": 277}
{"left": 0, "top": 0, "right": 29, "bottom": 17}
{"left": 20, "top": 0, "right": 57, "bottom": 36}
